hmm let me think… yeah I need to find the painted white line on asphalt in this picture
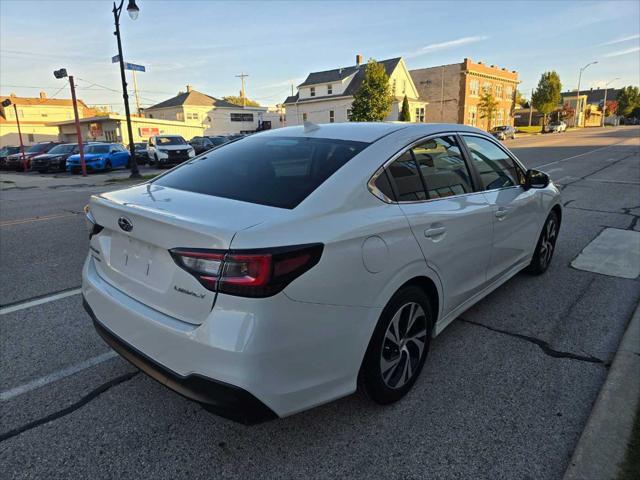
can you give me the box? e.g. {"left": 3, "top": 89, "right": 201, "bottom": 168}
{"left": 0, "top": 288, "right": 82, "bottom": 315}
{"left": 537, "top": 141, "right": 628, "bottom": 169}
{"left": 0, "top": 351, "right": 118, "bottom": 402}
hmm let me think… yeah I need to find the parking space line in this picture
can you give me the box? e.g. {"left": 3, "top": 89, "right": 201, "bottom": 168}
{"left": 537, "top": 140, "right": 630, "bottom": 168}
{"left": 0, "top": 351, "right": 118, "bottom": 402}
{"left": 0, "top": 212, "right": 78, "bottom": 227}
{"left": 0, "top": 288, "right": 82, "bottom": 315}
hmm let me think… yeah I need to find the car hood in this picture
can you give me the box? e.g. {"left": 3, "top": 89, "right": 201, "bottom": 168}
{"left": 8, "top": 152, "right": 39, "bottom": 159}
{"left": 33, "top": 153, "right": 65, "bottom": 161}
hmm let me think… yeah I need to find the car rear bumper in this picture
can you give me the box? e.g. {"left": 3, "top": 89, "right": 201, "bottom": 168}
{"left": 82, "top": 256, "right": 376, "bottom": 420}
{"left": 84, "top": 299, "right": 277, "bottom": 424}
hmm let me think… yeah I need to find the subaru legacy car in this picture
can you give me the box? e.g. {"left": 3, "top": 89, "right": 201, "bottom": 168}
{"left": 147, "top": 135, "right": 195, "bottom": 167}
{"left": 83, "top": 123, "right": 561, "bottom": 424}
{"left": 67, "top": 143, "right": 130, "bottom": 174}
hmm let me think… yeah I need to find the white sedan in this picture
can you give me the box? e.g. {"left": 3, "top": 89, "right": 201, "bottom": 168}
{"left": 82, "top": 123, "right": 562, "bottom": 423}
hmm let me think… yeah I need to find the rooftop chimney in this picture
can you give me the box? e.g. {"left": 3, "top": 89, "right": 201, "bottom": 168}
{"left": 39, "top": 91, "right": 47, "bottom": 99}
{"left": 356, "top": 54, "right": 363, "bottom": 66}
{"left": 186, "top": 84, "right": 193, "bottom": 93}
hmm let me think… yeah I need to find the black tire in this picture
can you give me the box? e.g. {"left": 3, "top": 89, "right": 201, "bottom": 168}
{"left": 360, "top": 285, "right": 434, "bottom": 405}
{"left": 526, "top": 210, "right": 560, "bottom": 275}
{"left": 37, "top": 169, "right": 47, "bottom": 174}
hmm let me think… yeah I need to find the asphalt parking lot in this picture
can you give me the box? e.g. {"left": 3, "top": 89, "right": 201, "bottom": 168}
{"left": 1, "top": 127, "right": 639, "bottom": 479}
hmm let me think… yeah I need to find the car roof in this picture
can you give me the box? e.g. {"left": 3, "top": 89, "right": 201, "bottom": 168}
{"left": 256, "top": 122, "right": 489, "bottom": 143}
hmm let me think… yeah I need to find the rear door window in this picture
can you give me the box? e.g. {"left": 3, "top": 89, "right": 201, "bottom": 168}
{"left": 154, "top": 136, "right": 368, "bottom": 209}
{"left": 412, "top": 136, "right": 474, "bottom": 198}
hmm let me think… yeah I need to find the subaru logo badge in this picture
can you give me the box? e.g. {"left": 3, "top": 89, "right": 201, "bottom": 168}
{"left": 118, "top": 216, "right": 133, "bottom": 232}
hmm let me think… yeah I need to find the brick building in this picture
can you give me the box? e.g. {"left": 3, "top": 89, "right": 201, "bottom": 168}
{"left": 410, "top": 58, "right": 519, "bottom": 130}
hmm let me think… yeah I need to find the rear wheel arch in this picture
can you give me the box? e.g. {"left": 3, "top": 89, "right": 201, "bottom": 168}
{"left": 399, "top": 276, "right": 440, "bottom": 325}
{"left": 551, "top": 204, "right": 562, "bottom": 227}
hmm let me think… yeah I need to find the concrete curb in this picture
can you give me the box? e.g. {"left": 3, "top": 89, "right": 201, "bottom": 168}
{"left": 564, "top": 302, "right": 640, "bottom": 480}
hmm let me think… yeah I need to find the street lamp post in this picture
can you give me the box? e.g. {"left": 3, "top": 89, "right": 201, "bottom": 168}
{"left": 113, "top": 0, "right": 141, "bottom": 179}
{"left": 574, "top": 61, "right": 598, "bottom": 128}
{"left": 1, "top": 99, "right": 27, "bottom": 172}
{"left": 54, "top": 68, "right": 87, "bottom": 176}
{"left": 601, "top": 77, "right": 620, "bottom": 127}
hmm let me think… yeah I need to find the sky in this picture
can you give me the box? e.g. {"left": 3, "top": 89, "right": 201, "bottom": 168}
{"left": 1, "top": 0, "right": 639, "bottom": 113}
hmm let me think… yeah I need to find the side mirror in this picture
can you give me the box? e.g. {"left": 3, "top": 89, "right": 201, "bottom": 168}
{"left": 525, "top": 169, "right": 550, "bottom": 189}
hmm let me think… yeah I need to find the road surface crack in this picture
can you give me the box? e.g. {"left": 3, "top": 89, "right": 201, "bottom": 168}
{"left": 0, "top": 371, "right": 139, "bottom": 443}
{"left": 458, "top": 318, "right": 605, "bottom": 364}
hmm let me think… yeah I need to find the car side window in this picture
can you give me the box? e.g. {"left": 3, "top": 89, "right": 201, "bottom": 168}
{"left": 412, "top": 136, "right": 474, "bottom": 199}
{"left": 461, "top": 135, "right": 523, "bottom": 190}
{"left": 385, "top": 151, "right": 426, "bottom": 201}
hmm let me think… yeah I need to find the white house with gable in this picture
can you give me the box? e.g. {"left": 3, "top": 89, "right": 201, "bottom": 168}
{"left": 283, "top": 55, "right": 427, "bottom": 125}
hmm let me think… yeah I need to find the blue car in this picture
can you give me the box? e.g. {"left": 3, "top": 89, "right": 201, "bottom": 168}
{"left": 66, "top": 143, "right": 130, "bottom": 173}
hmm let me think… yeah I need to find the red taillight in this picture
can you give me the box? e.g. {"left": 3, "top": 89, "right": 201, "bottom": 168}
{"left": 170, "top": 244, "right": 323, "bottom": 298}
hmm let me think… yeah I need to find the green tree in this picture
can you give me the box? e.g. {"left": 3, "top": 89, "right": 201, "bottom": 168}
{"left": 398, "top": 95, "right": 411, "bottom": 121}
{"left": 616, "top": 86, "right": 640, "bottom": 117}
{"left": 515, "top": 89, "right": 529, "bottom": 108}
{"left": 349, "top": 59, "right": 393, "bottom": 122}
{"left": 532, "top": 71, "right": 562, "bottom": 129}
{"left": 223, "top": 95, "right": 261, "bottom": 107}
{"left": 478, "top": 91, "right": 499, "bottom": 130}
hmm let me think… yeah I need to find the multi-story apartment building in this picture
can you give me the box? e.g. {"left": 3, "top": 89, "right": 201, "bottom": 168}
{"left": 283, "top": 55, "right": 427, "bottom": 125}
{"left": 410, "top": 58, "right": 519, "bottom": 130}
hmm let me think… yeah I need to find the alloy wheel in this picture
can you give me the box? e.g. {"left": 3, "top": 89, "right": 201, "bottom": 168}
{"left": 380, "top": 302, "right": 428, "bottom": 389}
{"left": 539, "top": 217, "right": 557, "bottom": 268}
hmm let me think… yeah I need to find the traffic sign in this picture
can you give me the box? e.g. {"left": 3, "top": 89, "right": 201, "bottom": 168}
{"left": 124, "top": 63, "right": 146, "bottom": 72}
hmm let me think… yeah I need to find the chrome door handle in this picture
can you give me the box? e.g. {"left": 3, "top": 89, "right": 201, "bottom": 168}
{"left": 424, "top": 226, "right": 446, "bottom": 238}
{"left": 495, "top": 208, "right": 508, "bottom": 219}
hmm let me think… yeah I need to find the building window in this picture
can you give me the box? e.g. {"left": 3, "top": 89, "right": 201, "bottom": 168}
{"left": 148, "top": 114, "right": 153, "bottom": 118}
{"left": 176, "top": 112, "right": 184, "bottom": 121}
{"left": 302, "top": 112, "right": 308, "bottom": 122}
{"left": 329, "top": 110, "right": 335, "bottom": 123}
{"left": 496, "top": 109, "right": 504, "bottom": 125}
{"left": 483, "top": 82, "right": 491, "bottom": 93}
{"left": 468, "top": 106, "right": 477, "bottom": 126}
{"left": 392, "top": 79, "right": 397, "bottom": 96}
{"left": 27, "top": 133, "right": 34, "bottom": 142}
{"left": 310, "top": 87, "right": 316, "bottom": 97}
{"left": 18, "top": 109, "right": 24, "bottom": 118}
{"left": 41, "top": 113, "right": 48, "bottom": 117}
{"left": 346, "top": 109, "right": 352, "bottom": 120}
{"left": 187, "top": 112, "right": 199, "bottom": 120}
{"left": 230, "top": 113, "right": 254, "bottom": 122}
{"left": 415, "top": 107, "right": 425, "bottom": 122}
{"left": 469, "top": 79, "right": 479, "bottom": 96}
{"left": 506, "top": 86, "right": 513, "bottom": 100}
{"left": 496, "top": 84, "right": 503, "bottom": 99}
{"left": 327, "top": 84, "right": 333, "bottom": 95}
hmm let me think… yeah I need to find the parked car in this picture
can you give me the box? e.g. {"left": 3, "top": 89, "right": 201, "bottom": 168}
{"left": 32, "top": 143, "right": 82, "bottom": 173}
{"left": 133, "top": 142, "right": 149, "bottom": 165}
{"left": 83, "top": 123, "right": 561, "bottom": 424}
{"left": 189, "top": 136, "right": 215, "bottom": 155}
{"left": 147, "top": 135, "right": 195, "bottom": 167}
{"left": 207, "top": 136, "right": 230, "bottom": 147}
{"left": 490, "top": 125, "right": 516, "bottom": 140}
{"left": 6, "top": 142, "right": 60, "bottom": 171}
{"left": 545, "top": 121, "right": 567, "bottom": 133}
{"left": 66, "top": 143, "right": 130, "bottom": 174}
{"left": 0, "top": 146, "right": 21, "bottom": 169}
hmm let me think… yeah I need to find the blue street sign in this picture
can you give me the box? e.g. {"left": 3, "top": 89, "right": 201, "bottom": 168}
{"left": 112, "top": 55, "right": 120, "bottom": 63}
{"left": 124, "top": 63, "right": 146, "bottom": 72}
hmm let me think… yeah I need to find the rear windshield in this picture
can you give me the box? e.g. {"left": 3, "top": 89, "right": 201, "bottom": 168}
{"left": 154, "top": 136, "right": 368, "bottom": 209}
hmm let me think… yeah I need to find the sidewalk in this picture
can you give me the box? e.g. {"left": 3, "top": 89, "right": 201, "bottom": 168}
{"left": 0, "top": 166, "right": 162, "bottom": 190}
{"left": 564, "top": 303, "right": 640, "bottom": 480}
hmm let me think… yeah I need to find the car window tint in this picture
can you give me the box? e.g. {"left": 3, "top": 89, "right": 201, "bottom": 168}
{"left": 373, "top": 169, "right": 395, "bottom": 200}
{"left": 412, "top": 136, "right": 473, "bottom": 198}
{"left": 461, "top": 135, "right": 521, "bottom": 190}
{"left": 385, "top": 151, "right": 426, "bottom": 201}
{"left": 154, "top": 136, "right": 368, "bottom": 209}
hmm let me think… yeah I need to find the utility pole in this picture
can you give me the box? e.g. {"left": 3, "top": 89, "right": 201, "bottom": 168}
{"left": 529, "top": 88, "right": 534, "bottom": 127}
{"left": 1, "top": 100, "right": 27, "bottom": 172}
{"left": 601, "top": 77, "right": 620, "bottom": 127}
{"left": 132, "top": 69, "right": 141, "bottom": 115}
{"left": 68, "top": 76, "right": 87, "bottom": 176}
{"left": 236, "top": 73, "right": 249, "bottom": 107}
